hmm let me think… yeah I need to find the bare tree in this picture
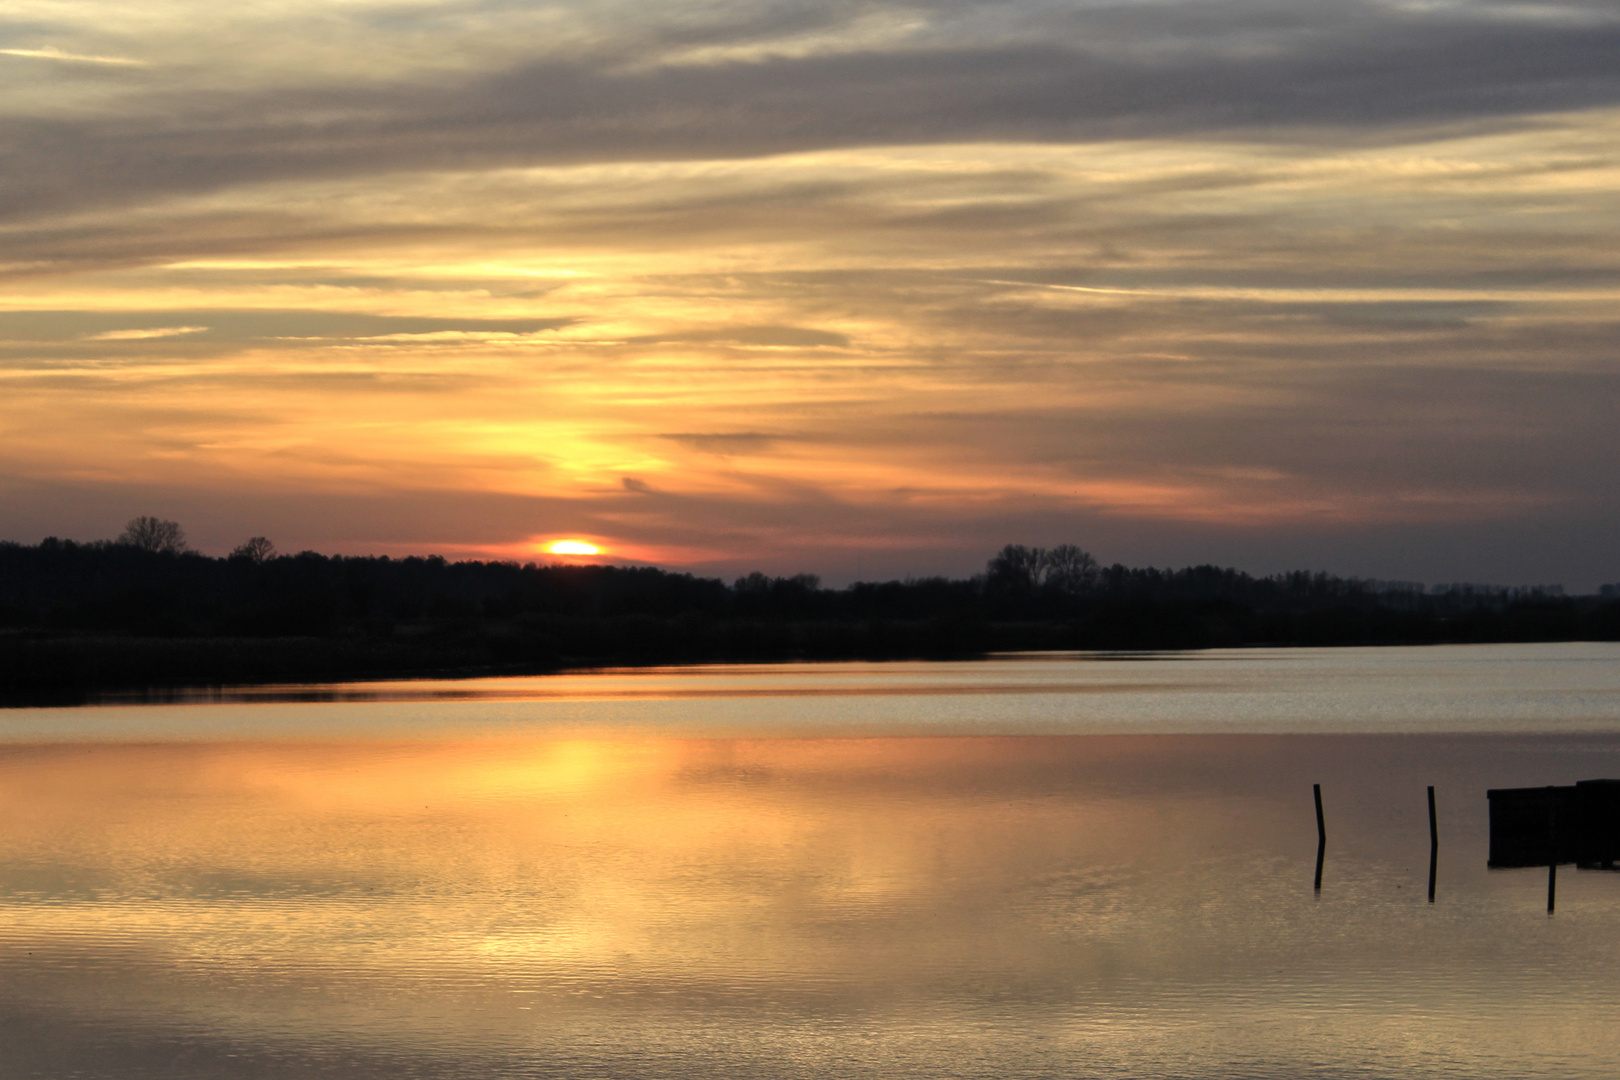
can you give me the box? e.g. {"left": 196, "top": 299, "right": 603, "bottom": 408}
{"left": 1040, "top": 544, "right": 1099, "bottom": 594}
{"left": 734, "top": 571, "right": 773, "bottom": 593}
{"left": 231, "top": 536, "right": 277, "bottom": 564}
{"left": 118, "top": 516, "right": 187, "bottom": 554}
{"left": 987, "top": 544, "right": 1043, "bottom": 590}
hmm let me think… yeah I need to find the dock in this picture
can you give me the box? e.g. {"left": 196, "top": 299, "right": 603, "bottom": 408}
{"left": 1487, "top": 780, "right": 1620, "bottom": 870}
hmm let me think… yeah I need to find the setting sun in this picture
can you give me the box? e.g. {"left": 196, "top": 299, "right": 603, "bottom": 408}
{"left": 547, "top": 540, "right": 601, "bottom": 556}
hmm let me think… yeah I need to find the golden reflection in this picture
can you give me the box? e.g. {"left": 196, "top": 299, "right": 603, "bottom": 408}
{"left": 2, "top": 735, "right": 1620, "bottom": 1075}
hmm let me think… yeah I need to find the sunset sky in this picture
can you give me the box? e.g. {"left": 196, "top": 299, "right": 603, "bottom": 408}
{"left": 3, "top": 0, "right": 1618, "bottom": 586}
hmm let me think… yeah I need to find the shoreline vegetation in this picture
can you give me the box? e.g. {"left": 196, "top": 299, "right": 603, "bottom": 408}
{"left": 4, "top": 525, "right": 1618, "bottom": 704}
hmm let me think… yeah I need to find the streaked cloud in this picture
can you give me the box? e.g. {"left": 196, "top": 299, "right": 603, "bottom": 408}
{"left": 6, "top": 1, "right": 1620, "bottom": 220}
{"left": 83, "top": 325, "right": 209, "bottom": 341}
{"left": 0, "top": 45, "right": 146, "bottom": 66}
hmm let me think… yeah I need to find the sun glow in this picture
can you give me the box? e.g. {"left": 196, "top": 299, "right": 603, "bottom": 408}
{"left": 547, "top": 540, "right": 601, "bottom": 556}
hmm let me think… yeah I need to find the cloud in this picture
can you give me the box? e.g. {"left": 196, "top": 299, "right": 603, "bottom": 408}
{"left": 83, "top": 326, "right": 209, "bottom": 341}
{"left": 4, "top": 1, "right": 1620, "bottom": 220}
{"left": 0, "top": 310, "right": 572, "bottom": 346}
{"left": 662, "top": 433, "right": 785, "bottom": 455}
{"left": 632, "top": 326, "right": 851, "bottom": 349}
{"left": 0, "top": 46, "right": 145, "bottom": 67}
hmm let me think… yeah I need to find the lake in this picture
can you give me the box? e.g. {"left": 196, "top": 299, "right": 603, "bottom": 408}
{"left": 3, "top": 643, "right": 1619, "bottom": 1078}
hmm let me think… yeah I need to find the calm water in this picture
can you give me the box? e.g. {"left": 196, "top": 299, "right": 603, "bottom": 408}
{"left": 3, "top": 644, "right": 1620, "bottom": 1078}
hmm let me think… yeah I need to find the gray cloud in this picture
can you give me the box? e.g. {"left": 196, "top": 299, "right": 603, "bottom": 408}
{"left": 0, "top": 309, "right": 570, "bottom": 342}
{"left": 3, "top": 2, "right": 1620, "bottom": 219}
{"left": 0, "top": 310, "right": 574, "bottom": 368}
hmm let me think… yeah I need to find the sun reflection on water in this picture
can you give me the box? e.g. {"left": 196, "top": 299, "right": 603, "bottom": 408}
{"left": 2, "top": 732, "right": 1620, "bottom": 1077}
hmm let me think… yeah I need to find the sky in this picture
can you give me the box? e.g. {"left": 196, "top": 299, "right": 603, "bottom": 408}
{"left": 2, "top": 0, "right": 1618, "bottom": 588}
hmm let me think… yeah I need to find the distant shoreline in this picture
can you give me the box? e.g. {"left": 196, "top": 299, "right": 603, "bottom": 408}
{"left": 7, "top": 616, "right": 1620, "bottom": 706}
{"left": 5, "top": 540, "right": 1616, "bottom": 705}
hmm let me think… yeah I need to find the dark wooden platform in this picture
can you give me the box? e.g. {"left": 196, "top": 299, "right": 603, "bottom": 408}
{"left": 1487, "top": 780, "right": 1620, "bottom": 869}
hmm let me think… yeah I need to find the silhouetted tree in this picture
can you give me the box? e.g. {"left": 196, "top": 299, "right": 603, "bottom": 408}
{"left": 734, "top": 571, "right": 773, "bottom": 593}
{"left": 987, "top": 544, "right": 1042, "bottom": 590}
{"left": 1040, "top": 544, "right": 1099, "bottom": 593}
{"left": 734, "top": 572, "right": 820, "bottom": 592}
{"left": 118, "top": 516, "right": 187, "bottom": 554}
{"left": 231, "top": 536, "right": 277, "bottom": 564}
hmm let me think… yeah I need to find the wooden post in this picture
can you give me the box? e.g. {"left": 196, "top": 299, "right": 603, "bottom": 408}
{"left": 1427, "top": 785, "right": 1438, "bottom": 903}
{"left": 1547, "top": 787, "right": 1558, "bottom": 914}
{"left": 1314, "top": 783, "right": 1326, "bottom": 892}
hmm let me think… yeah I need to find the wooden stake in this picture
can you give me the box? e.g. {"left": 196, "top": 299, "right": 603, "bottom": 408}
{"left": 1428, "top": 785, "right": 1438, "bottom": 903}
{"left": 1314, "top": 783, "right": 1326, "bottom": 892}
{"left": 1547, "top": 787, "right": 1558, "bottom": 914}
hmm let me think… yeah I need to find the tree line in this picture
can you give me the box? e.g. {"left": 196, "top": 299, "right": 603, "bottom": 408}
{"left": 1, "top": 522, "right": 1616, "bottom": 700}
